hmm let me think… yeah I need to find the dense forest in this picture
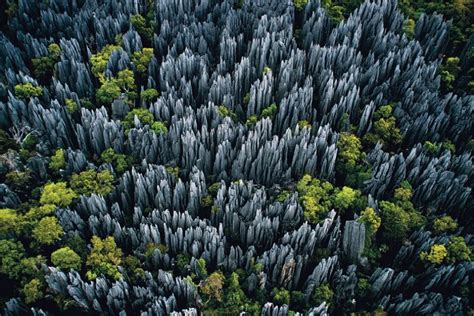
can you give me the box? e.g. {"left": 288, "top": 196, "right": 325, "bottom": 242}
{"left": 0, "top": 0, "right": 473, "bottom": 315}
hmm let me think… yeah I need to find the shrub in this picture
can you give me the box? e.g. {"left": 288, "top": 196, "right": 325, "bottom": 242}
{"left": 49, "top": 148, "right": 65, "bottom": 172}
{"left": 69, "top": 169, "right": 115, "bottom": 196}
{"left": 419, "top": 244, "right": 447, "bottom": 265}
{"left": 141, "top": 88, "right": 159, "bottom": 102}
{"left": 40, "top": 182, "right": 77, "bottom": 207}
{"left": 433, "top": 216, "right": 458, "bottom": 234}
{"left": 86, "top": 236, "right": 123, "bottom": 280}
{"left": 15, "top": 83, "right": 42, "bottom": 99}
{"left": 32, "top": 216, "right": 64, "bottom": 245}
{"left": 51, "top": 247, "right": 81, "bottom": 270}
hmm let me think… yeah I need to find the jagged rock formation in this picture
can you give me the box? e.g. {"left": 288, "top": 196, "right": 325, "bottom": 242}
{"left": 0, "top": 0, "right": 473, "bottom": 315}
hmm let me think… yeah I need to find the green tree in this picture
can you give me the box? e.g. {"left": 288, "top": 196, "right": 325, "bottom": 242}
{"left": 261, "top": 103, "right": 278, "bottom": 118}
{"left": 311, "top": 283, "right": 334, "bottom": 306}
{"left": 0, "top": 208, "right": 22, "bottom": 236}
{"left": 379, "top": 201, "right": 410, "bottom": 242}
{"left": 65, "top": 98, "right": 78, "bottom": 113}
{"left": 49, "top": 148, "right": 65, "bottom": 172}
{"left": 225, "top": 272, "right": 246, "bottom": 306}
{"left": 141, "top": 88, "right": 159, "bottom": 103}
{"left": 69, "top": 169, "right": 115, "bottom": 196}
{"left": 23, "top": 278, "right": 43, "bottom": 304}
{"left": 20, "top": 255, "right": 46, "bottom": 281}
{"left": 90, "top": 44, "right": 121, "bottom": 79}
{"left": 0, "top": 239, "right": 26, "bottom": 280}
{"left": 273, "top": 288, "right": 290, "bottom": 305}
{"left": 333, "top": 186, "right": 360, "bottom": 211}
{"left": 100, "top": 148, "right": 132, "bottom": 173}
{"left": 131, "top": 14, "right": 153, "bottom": 43}
{"left": 132, "top": 48, "right": 154, "bottom": 75}
{"left": 40, "top": 182, "right": 77, "bottom": 207}
{"left": 14, "top": 83, "right": 42, "bottom": 99}
{"left": 446, "top": 236, "right": 472, "bottom": 264}
{"left": 151, "top": 121, "right": 168, "bottom": 135}
{"left": 116, "top": 69, "right": 137, "bottom": 100}
{"left": 419, "top": 244, "right": 447, "bottom": 265}
{"left": 358, "top": 207, "right": 381, "bottom": 237}
{"left": 217, "top": 105, "right": 237, "bottom": 120}
{"left": 433, "top": 216, "right": 458, "bottom": 234}
{"left": 122, "top": 108, "right": 155, "bottom": 131}
{"left": 51, "top": 247, "right": 82, "bottom": 270}
{"left": 32, "top": 216, "right": 64, "bottom": 245}
{"left": 403, "top": 18, "right": 415, "bottom": 39}
{"left": 297, "top": 175, "right": 335, "bottom": 224}
{"left": 96, "top": 79, "right": 121, "bottom": 105}
{"left": 293, "top": 0, "right": 308, "bottom": 11}
{"left": 196, "top": 257, "right": 208, "bottom": 279}
{"left": 200, "top": 271, "right": 225, "bottom": 305}
{"left": 0, "top": 129, "right": 18, "bottom": 153}
{"left": 86, "top": 236, "right": 123, "bottom": 280}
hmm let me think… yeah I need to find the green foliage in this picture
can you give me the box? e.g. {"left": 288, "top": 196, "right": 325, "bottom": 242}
{"left": 208, "top": 183, "right": 221, "bottom": 196}
{"left": 293, "top": 0, "right": 308, "bottom": 11}
{"left": 65, "top": 98, "right": 77, "bottom": 113}
{"left": 32, "top": 43, "right": 61, "bottom": 83}
{"left": 64, "top": 233, "right": 88, "bottom": 260}
{"left": 25, "top": 204, "right": 56, "bottom": 221}
{"left": 261, "top": 103, "right": 277, "bottom": 118}
{"left": 0, "top": 239, "right": 25, "bottom": 279}
{"left": 5, "top": 170, "right": 31, "bottom": 190}
{"left": 440, "top": 58, "right": 460, "bottom": 90}
{"left": 141, "top": 88, "right": 159, "bottom": 103}
{"left": 297, "top": 174, "right": 334, "bottom": 224}
{"left": 100, "top": 148, "right": 132, "bottom": 173}
{"left": 298, "top": 120, "right": 311, "bottom": 129}
{"left": 364, "top": 104, "right": 401, "bottom": 149}
{"left": 132, "top": 48, "right": 154, "bottom": 75}
{"left": 273, "top": 288, "right": 290, "bottom": 305}
{"left": 336, "top": 132, "right": 371, "bottom": 187}
{"left": 40, "top": 182, "right": 77, "bottom": 207}
{"left": 69, "top": 169, "right": 115, "bottom": 196}
{"left": 86, "top": 236, "right": 123, "bottom": 280}
{"left": 96, "top": 79, "right": 121, "bottom": 105}
{"left": 122, "top": 108, "right": 155, "bottom": 131}
{"left": 379, "top": 201, "right": 410, "bottom": 242}
{"left": 217, "top": 105, "right": 236, "bottom": 120}
{"left": 311, "top": 283, "right": 334, "bottom": 306}
{"left": 51, "top": 247, "right": 81, "bottom": 270}
{"left": 23, "top": 278, "right": 43, "bottom": 304}
{"left": 151, "top": 121, "right": 168, "bottom": 134}
{"left": 131, "top": 14, "right": 153, "bottom": 43}
{"left": 358, "top": 207, "right": 381, "bottom": 237}
{"left": 116, "top": 69, "right": 137, "bottom": 99}
{"left": 420, "top": 244, "right": 447, "bottom": 265}
{"left": 90, "top": 44, "right": 121, "bottom": 79}
{"left": 32, "top": 216, "right": 64, "bottom": 245}
{"left": 196, "top": 258, "right": 208, "bottom": 279}
{"left": 224, "top": 272, "right": 246, "bottom": 307}
{"left": 49, "top": 148, "right": 65, "bottom": 172}
{"left": 276, "top": 190, "right": 290, "bottom": 202}
{"left": 200, "top": 271, "right": 225, "bottom": 305}
{"left": 0, "top": 208, "right": 22, "bottom": 236}
{"left": 246, "top": 115, "right": 258, "bottom": 126}
{"left": 262, "top": 66, "right": 272, "bottom": 75}
{"left": 423, "top": 141, "right": 440, "bottom": 155}
{"left": 124, "top": 255, "right": 145, "bottom": 282}
{"left": 433, "top": 216, "right": 458, "bottom": 234}
{"left": 356, "top": 277, "right": 370, "bottom": 299}
{"left": 446, "top": 236, "right": 472, "bottom": 264}
{"left": 14, "top": 83, "right": 43, "bottom": 99}
{"left": 403, "top": 18, "right": 415, "bottom": 39}
{"left": 201, "top": 195, "right": 214, "bottom": 208}
{"left": 333, "top": 186, "right": 360, "bottom": 211}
